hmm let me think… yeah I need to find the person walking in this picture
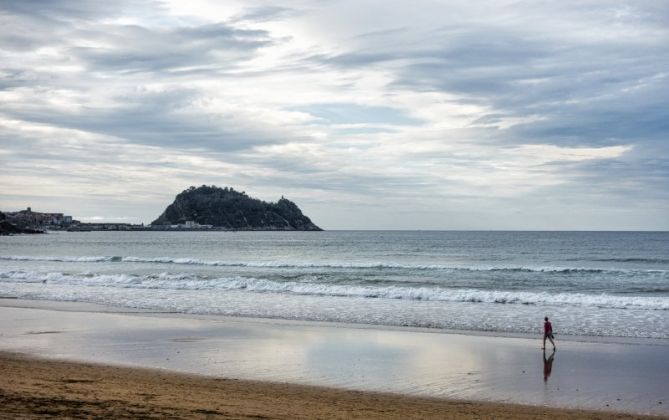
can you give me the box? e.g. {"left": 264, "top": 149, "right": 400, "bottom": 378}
{"left": 543, "top": 316, "right": 556, "bottom": 350}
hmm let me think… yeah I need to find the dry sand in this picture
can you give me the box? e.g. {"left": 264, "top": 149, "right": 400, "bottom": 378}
{"left": 0, "top": 352, "right": 659, "bottom": 419}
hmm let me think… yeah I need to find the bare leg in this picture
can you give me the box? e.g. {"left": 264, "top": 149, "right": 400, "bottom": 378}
{"left": 542, "top": 336, "right": 546, "bottom": 349}
{"left": 548, "top": 336, "right": 556, "bottom": 349}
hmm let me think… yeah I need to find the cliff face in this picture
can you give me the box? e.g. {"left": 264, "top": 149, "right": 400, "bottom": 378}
{"left": 151, "top": 186, "right": 322, "bottom": 231}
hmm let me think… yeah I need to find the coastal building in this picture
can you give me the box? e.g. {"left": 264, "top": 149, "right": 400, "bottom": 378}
{"left": 4, "top": 206, "right": 216, "bottom": 232}
{"left": 68, "top": 223, "right": 133, "bottom": 231}
{"left": 149, "top": 220, "right": 214, "bottom": 230}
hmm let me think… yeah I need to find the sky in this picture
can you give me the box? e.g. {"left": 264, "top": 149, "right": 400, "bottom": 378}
{"left": 1, "top": 0, "right": 668, "bottom": 230}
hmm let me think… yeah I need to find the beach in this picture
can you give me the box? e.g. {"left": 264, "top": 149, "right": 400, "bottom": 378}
{"left": 0, "top": 352, "right": 657, "bottom": 420}
{"left": 0, "top": 299, "right": 667, "bottom": 418}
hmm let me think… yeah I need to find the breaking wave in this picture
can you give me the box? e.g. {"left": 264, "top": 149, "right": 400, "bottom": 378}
{"left": 592, "top": 257, "right": 669, "bottom": 264}
{"left": 1, "top": 255, "right": 665, "bottom": 275}
{"left": 2, "top": 270, "right": 668, "bottom": 310}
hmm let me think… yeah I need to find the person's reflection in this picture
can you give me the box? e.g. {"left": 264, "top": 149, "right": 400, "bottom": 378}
{"left": 543, "top": 349, "right": 556, "bottom": 382}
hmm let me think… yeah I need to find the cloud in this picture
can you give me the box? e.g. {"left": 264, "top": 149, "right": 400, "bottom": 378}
{"left": 0, "top": 0, "right": 157, "bottom": 19}
{"left": 0, "top": 0, "right": 667, "bottom": 229}
{"left": 231, "top": 6, "right": 301, "bottom": 23}
{"left": 71, "top": 23, "right": 273, "bottom": 74}
{"left": 302, "top": 2, "right": 669, "bottom": 146}
{"left": 1, "top": 86, "right": 289, "bottom": 152}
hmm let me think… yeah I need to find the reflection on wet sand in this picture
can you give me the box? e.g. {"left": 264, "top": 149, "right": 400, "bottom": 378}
{"left": 0, "top": 303, "right": 667, "bottom": 415}
{"left": 543, "top": 349, "right": 555, "bottom": 382}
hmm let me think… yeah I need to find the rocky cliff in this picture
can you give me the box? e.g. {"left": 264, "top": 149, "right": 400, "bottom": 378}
{"left": 151, "top": 185, "right": 322, "bottom": 231}
{"left": 0, "top": 211, "right": 44, "bottom": 235}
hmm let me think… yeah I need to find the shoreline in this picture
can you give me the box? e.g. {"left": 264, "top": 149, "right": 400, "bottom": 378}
{"left": 0, "top": 299, "right": 667, "bottom": 416}
{"left": 2, "top": 297, "right": 668, "bottom": 347}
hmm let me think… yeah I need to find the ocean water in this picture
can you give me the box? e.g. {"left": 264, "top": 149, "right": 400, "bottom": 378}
{"left": 1, "top": 231, "right": 668, "bottom": 340}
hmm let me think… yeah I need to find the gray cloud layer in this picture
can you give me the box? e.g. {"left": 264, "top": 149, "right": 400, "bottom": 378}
{"left": 1, "top": 0, "right": 667, "bottom": 229}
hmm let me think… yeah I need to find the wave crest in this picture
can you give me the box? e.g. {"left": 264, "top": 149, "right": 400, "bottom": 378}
{"left": 1, "top": 255, "right": 665, "bottom": 275}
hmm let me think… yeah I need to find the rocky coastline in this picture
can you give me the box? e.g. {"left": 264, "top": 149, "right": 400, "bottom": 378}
{"left": 1, "top": 186, "right": 322, "bottom": 233}
{"left": 0, "top": 211, "right": 44, "bottom": 235}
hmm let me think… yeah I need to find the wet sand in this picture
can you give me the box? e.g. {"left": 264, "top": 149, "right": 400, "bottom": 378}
{"left": 0, "top": 299, "right": 667, "bottom": 418}
{"left": 1, "top": 352, "right": 658, "bottom": 419}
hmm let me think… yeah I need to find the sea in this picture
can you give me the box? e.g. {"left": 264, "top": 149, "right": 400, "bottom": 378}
{"left": 1, "top": 231, "right": 668, "bottom": 340}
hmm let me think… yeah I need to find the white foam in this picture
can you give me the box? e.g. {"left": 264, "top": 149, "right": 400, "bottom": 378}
{"left": 3, "top": 282, "right": 667, "bottom": 339}
{"left": 2, "top": 270, "right": 668, "bottom": 310}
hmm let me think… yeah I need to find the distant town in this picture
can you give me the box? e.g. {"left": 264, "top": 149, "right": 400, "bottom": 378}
{"left": 1, "top": 207, "right": 215, "bottom": 233}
